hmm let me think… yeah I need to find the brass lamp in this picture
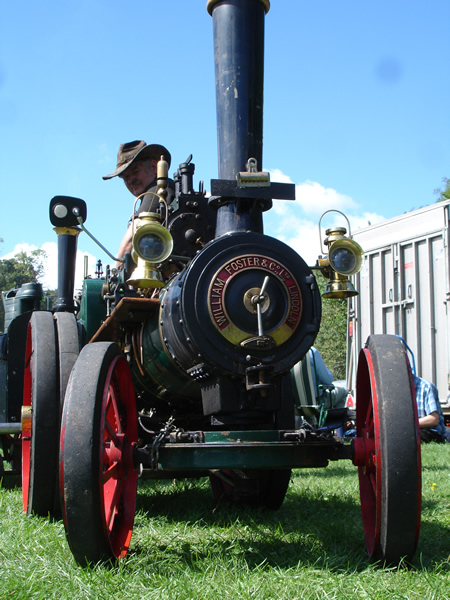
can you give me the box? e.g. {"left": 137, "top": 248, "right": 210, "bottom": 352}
{"left": 127, "top": 212, "right": 173, "bottom": 289}
{"left": 315, "top": 212, "right": 364, "bottom": 299}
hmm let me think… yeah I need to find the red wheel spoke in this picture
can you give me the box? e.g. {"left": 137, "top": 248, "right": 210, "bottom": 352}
{"left": 105, "top": 418, "right": 119, "bottom": 445}
{"left": 102, "top": 432, "right": 126, "bottom": 482}
{"left": 105, "top": 391, "right": 118, "bottom": 424}
{"left": 104, "top": 478, "right": 124, "bottom": 530}
{"left": 102, "top": 460, "right": 120, "bottom": 483}
{"left": 105, "top": 385, "right": 123, "bottom": 439}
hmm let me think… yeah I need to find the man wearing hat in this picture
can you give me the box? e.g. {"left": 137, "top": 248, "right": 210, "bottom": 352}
{"left": 103, "top": 140, "right": 174, "bottom": 266}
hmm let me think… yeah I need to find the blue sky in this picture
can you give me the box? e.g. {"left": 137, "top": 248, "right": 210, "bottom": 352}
{"left": 1, "top": 0, "right": 449, "bottom": 290}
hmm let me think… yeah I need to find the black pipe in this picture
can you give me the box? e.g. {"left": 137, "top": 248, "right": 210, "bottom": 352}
{"left": 208, "top": 0, "right": 269, "bottom": 235}
{"left": 54, "top": 231, "right": 79, "bottom": 312}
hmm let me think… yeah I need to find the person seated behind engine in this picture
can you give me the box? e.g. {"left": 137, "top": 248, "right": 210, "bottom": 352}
{"left": 292, "top": 347, "right": 348, "bottom": 428}
{"left": 309, "top": 347, "right": 347, "bottom": 409}
{"left": 102, "top": 140, "right": 175, "bottom": 268}
{"left": 414, "top": 374, "right": 450, "bottom": 443}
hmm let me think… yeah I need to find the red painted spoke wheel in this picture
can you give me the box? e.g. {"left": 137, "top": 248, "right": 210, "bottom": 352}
{"left": 353, "top": 334, "right": 421, "bottom": 564}
{"left": 22, "top": 312, "right": 58, "bottom": 516}
{"left": 60, "top": 342, "right": 138, "bottom": 565}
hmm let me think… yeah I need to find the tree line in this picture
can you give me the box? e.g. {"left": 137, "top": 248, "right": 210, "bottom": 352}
{"left": 0, "top": 250, "right": 55, "bottom": 334}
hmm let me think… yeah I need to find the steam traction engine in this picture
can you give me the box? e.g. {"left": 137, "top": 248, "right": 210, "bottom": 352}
{"left": 20, "top": 0, "right": 421, "bottom": 566}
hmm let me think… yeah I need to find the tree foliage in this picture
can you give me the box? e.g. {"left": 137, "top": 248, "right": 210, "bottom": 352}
{"left": 0, "top": 249, "right": 47, "bottom": 333}
{"left": 434, "top": 177, "right": 450, "bottom": 203}
{"left": 313, "top": 272, "right": 348, "bottom": 381}
{"left": 0, "top": 250, "right": 46, "bottom": 290}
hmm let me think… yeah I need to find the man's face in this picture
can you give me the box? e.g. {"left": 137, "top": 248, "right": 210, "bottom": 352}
{"left": 120, "top": 159, "right": 157, "bottom": 197}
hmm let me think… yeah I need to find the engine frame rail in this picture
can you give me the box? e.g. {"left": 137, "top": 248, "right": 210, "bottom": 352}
{"left": 136, "top": 429, "right": 353, "bottom": 473}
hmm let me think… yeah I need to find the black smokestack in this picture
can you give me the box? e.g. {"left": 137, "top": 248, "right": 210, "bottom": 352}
{"left": 208, "top": 0, "right": 270, "bottom": 235}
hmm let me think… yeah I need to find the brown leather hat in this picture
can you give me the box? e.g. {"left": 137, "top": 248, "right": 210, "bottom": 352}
{"left": 102, "top": 140, "right": 171, "bottom": 180}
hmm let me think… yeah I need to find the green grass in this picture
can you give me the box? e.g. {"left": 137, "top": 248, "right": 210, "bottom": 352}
{"left": 0, "top": 444, "right": 449, "bottom": 599}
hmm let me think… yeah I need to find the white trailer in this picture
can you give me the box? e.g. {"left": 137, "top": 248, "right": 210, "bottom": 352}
{"left": 347, "top": 200, "right": 450, "bottom": 417}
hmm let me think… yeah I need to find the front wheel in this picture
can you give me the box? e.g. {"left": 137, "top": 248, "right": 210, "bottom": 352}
{"left": 353, "top": 334, "right": 421, "bottom": 564}
{"left": 60, "top": 342, "right": 138, "bottom": 564}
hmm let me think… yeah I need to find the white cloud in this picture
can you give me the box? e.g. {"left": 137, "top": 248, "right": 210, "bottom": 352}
{"left": 269, "top": 169, "right": 295, "bottom": 216}
{"left": 270, "top": 169, "right": 294, "bottom": 185}
{"left": 295, "top": 180, "right": 357, "bottom": 216}
{"left": 270, "top": 173, "right": 357, "bottom": 218}
{"left": 349, "top": 212, "right": 386, "bottom": 232}
{"left": 272, "top": 216, "right": 323, "bottom": 266}
{"left": 2, "top": 242, "right": 97, "bottom": 292}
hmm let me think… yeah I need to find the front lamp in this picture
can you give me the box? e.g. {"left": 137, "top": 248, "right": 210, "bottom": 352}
{"left": 315, "top": 212, "right": 364, "bottom": 299}
{"left": 127, "top": 212, "right": 173, "bottom": 289}
{"left": 132, "top": 218, "right": 173, "bottom": 264}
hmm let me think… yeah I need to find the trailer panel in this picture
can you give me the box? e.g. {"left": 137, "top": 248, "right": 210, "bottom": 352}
{"left": 348, "top": 200, "right": 450, "bottom": 415}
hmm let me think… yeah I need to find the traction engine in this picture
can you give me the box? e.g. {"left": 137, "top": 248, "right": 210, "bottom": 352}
{"left": 13, "top": 0, "right": 421, "bottom": 566}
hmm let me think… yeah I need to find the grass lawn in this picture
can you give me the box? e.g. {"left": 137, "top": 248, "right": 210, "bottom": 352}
{"left": 0, "top": 444, "right": 449, "bottom": 599}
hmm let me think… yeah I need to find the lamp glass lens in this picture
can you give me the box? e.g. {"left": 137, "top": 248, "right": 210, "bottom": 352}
{"left": 331, "top": 247, "right": 356, "bottom": 274}
{"left": 137, "top": 233, "right": 165, "bottom": 261}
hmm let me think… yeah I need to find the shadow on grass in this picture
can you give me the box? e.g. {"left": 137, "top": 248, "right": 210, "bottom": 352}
{"left": 422, "top": 459, "right": 450, "bottom": 470}
{"left": 131, "top": 472, "right": 449, "bottom": 573}
{"left": 0, "top": 472, "right": 21, "bottom": 489}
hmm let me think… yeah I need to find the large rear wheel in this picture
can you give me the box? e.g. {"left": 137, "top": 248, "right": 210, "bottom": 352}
{"left": 22, "top": 311, "right": 80, "bottom": 516}
{"left": 60, "top": 342, "right": 138, "bottom": 564}
{"left": 22, "top": 312, "right": 58, "bottom": 516}
{"left": 54, "top": 312, "right": 80, "bottom": 415}
{"left": 353, "top": 334, "right": 421, "bottom": 564}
